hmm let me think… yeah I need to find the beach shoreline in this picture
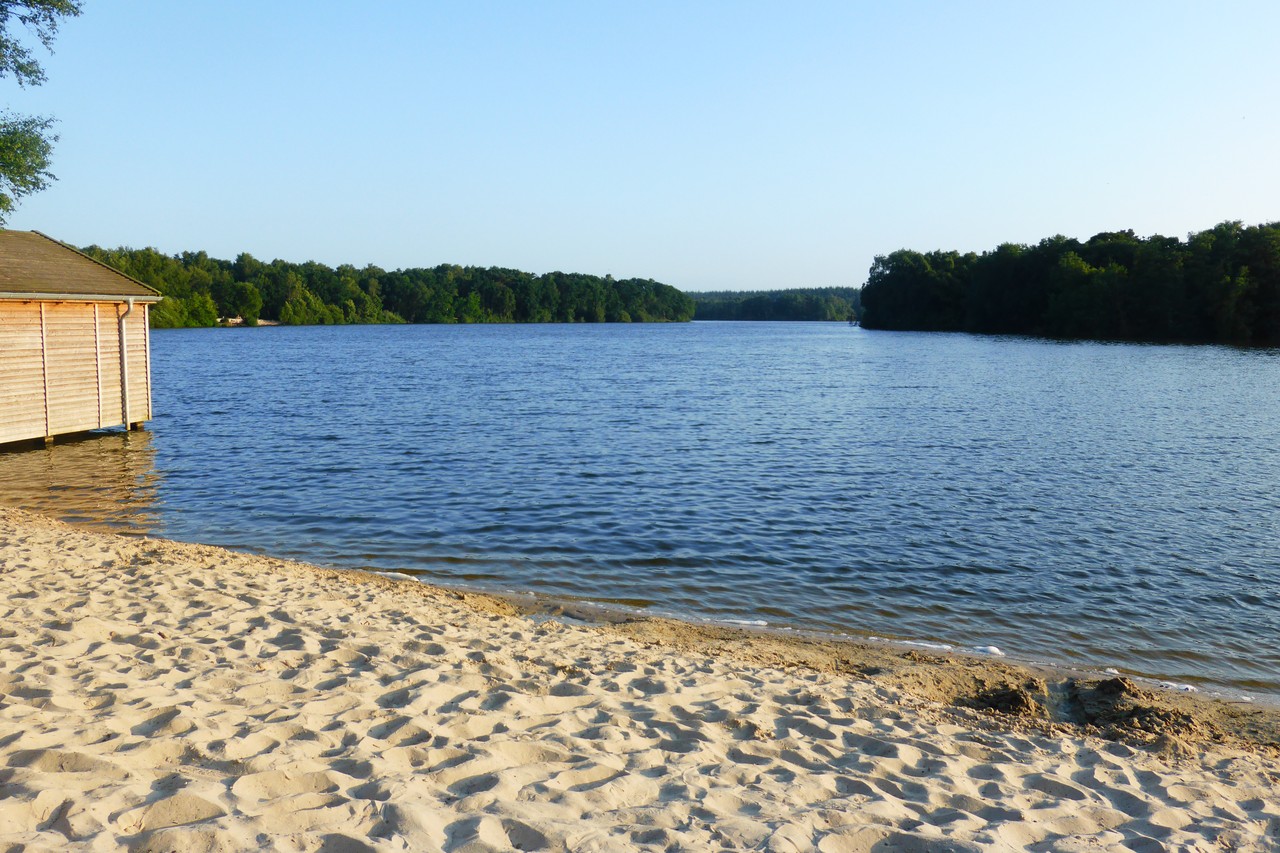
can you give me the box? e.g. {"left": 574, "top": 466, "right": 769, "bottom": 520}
{"left": 1, "top": 506, "right": 1277, "bottom": 851}
{"left": 422, "top": 580, "right": 1276, "bottom": 709}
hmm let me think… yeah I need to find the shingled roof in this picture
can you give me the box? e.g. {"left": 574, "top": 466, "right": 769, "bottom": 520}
{"left": 0, "top": 230, "right": 161, "bottom": 300}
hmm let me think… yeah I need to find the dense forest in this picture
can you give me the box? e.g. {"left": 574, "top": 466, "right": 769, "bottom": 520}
{"left": 689, "top": 287, "right": 860, "bottom": 321}
{"left": 80, "top": 246, "right": 695, "bottom": 328}
{"left": 859, "top": 221, "right": 1280, "bottom": 346}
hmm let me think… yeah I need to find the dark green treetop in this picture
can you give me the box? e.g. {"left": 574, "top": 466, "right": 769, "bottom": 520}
{"left": 859, "top": 221, "right": 1280, "bottom": 346}
{"left": 80, "top": 244, "right": 697, "bottom": 329}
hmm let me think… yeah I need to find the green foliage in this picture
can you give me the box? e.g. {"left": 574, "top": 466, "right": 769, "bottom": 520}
{"left": 688, "top": 287, "right": 860, "bottom": 321}
{"left": 279, "top": 285, "right": 343, "bottom": 325}
{"left": 860, "top": 222, "right": 1280, "bottom": 346}
{"left": 148, "top": 291, "right": 217, "bottom": 329}
{"left": 147, "top": 295, "right": 189, "bottom": 329}
{"left": 0, "top": 0, "right": 82, "bottom": 86}
{"left": 186, "top": 291, "right": 218, "bottom": 327}
{"left": 78, "top": 245, "right": 694, "bottom": 329}
{"left": 229, "top": 281, "right": 262, "bottom": 326}
{"left": 0, "top": 111, "right": 52, "bottom": 217}
{"left": 0, "top": 0, "right": 80, "bottom": 222}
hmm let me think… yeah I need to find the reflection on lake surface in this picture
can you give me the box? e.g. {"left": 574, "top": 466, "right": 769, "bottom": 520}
{"left": 4, "top": 322, "right": 1280, "bottom": 699}
{"left": 0, "top": 430, "right": 160, "bottom": 535}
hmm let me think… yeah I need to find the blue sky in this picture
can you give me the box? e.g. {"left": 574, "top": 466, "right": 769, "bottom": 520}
{"left": 5, "top": 1, "right": 1279, "bottom": 291}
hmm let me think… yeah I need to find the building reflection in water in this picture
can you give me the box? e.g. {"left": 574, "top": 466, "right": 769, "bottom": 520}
{"left": 0, "top": 429, "right": 161, "bottom": 536}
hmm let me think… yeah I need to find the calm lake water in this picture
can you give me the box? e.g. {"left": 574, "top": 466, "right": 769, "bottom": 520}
{"left": 4, "top": 322, "right": 1280, "bottom": 699}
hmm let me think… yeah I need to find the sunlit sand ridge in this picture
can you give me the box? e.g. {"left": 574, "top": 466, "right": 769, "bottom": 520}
{"left": 0, "top": 507, "right": 1277, "bottom": 851}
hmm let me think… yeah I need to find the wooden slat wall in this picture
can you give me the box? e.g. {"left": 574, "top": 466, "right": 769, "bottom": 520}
{"left": 96, "top": 304, "right": 122, "bottom": 430}
{"left": 125, "top": 306, "right": 151, "bottom": 422}
{"left": 44, "top": 302, "right": 103, "bottom": 435}
{"left": 0, "top": 302, "right": 48, "bottom": 444}
{"left": 1, "top": 299, "right": 155, "bottom": 444}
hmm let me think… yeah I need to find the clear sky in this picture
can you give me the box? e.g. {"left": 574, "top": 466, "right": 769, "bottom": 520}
{"left": 5, "top": 1, "right": 1279, "bottom": 291}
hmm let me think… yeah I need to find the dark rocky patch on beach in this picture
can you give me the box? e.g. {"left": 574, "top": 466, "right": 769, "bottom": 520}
{"left": 603, "top": 616, "right": 1280, "bottom": 757}
{"left": 1066, "top": 677, "right": 1217, "bottom": 742}
{"left": 957, "top": 679, "right": 1050, "bottom": 719}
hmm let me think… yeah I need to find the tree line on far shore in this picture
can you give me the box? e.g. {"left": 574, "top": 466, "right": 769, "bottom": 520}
{"left": 80, "top": 246, "right": 696, "bottom": 328}
{"left": 688, "top": 287, "right": 860, "bottom": 322}
{"left": 859, "top": 221, "right": 1280, "bottom": 345}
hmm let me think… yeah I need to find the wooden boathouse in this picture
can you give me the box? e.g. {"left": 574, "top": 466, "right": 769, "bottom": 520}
{"left": 0, "top": 230, "right": 162, "bottom": 446}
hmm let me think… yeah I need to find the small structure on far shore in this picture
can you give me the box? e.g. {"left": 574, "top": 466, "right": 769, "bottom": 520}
{"left": 0, "top": 230, "right": 162, "bottom": 446}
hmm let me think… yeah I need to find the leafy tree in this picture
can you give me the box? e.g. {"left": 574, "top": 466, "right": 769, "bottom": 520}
{"left": 1236, "top": 225, "right": 1280, "bottom": 345}
{"left": 861, "top": 250, "right": 963, "bottom": 330}
{"left": 0, "top": 0, "right": 81, "bottom": 222}
{"left": 232, "top": 252, "right": 263, "bottom": 283}
{"left": 457, "top": 289, "right": 484, "bottom": 323}
{"left": 229, "top": 281, "right": 263, "bottom": 326}
{"left": 0, "top": 113, "right": 53, "bottom": 218}
{"left": 185, "top": 291, "right": 219, "bottom": 327}
{"left": 279, "top": 284, "right": 341, "bottom": 325}
{"left": 148, "top": 295, "right": 189, "bottom": 329}
{"left": 963, "top": 243, "right": 1033, "bottom": 334}
{"left": 1126, "top": 235, "right": 1186, "bottom": 340}
{"left": 1044, "top": 253, "right": 1128, "bottom": 339}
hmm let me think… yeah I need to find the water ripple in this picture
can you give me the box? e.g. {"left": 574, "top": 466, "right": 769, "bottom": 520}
{"left": 3, "top": 322, "right": 1280, "bottom": 698}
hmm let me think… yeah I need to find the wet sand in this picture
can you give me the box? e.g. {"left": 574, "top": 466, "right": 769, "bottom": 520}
{"left": 1, "top": 506, "right": 1277, "bottom": 851}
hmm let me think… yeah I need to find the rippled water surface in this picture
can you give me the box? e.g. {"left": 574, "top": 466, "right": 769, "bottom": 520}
{"left": 4, "top": 323, "right": 1280, "bottom": 697}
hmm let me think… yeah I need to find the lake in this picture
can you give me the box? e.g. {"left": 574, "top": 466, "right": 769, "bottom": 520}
{"left": 3, "top": 322, "right": 1279, "bottom": 699}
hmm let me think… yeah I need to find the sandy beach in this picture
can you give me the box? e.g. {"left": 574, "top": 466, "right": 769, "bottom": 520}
{"left": 0, "top": 506, "right": 1278, "bottom": 852}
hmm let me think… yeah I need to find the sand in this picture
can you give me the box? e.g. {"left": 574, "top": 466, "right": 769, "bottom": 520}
{"left": 0, "top": 506, "right": 1278, "bottom": 852}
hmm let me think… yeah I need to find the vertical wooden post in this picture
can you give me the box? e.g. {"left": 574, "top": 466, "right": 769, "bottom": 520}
{"left": 142, "top": 303, "right": 152, "bottom": 422}
{"left": 119, "top": 299, "right": 133, "bottom": 427}
{"left": 38, "top": 301, "right": 51, "bottom": 441}
{"left": 93, "top": 302, "right": 103, "bottom": 428}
